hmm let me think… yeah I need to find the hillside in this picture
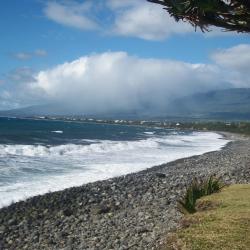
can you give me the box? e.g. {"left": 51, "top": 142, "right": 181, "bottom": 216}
{"left": 165, "top": 88, "right": 250, "bottom": 120}
{"left": 1, "top": 88, "right": 250, "bottom": 120}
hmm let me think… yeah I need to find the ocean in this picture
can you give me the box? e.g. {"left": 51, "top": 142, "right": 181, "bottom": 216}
{"left": 0, "top": 117, "right": 228, "bottom": 208}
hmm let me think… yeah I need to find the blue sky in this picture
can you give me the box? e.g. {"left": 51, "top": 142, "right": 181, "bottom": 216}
{"left": 0, "top": 0, "right": 249, "bottom": 112}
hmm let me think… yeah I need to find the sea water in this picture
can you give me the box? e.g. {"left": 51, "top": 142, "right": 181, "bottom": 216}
{"left": 0, "top": 117, "right": 228, "bottom": 208}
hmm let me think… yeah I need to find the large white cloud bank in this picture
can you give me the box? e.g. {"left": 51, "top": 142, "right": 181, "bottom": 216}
{"left": 30, "top": 52, "right": 223, "bottom": 114}
{"left": 1, "top": 44, "right": 250, "bottom": 113}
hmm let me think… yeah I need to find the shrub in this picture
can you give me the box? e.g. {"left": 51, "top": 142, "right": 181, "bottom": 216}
{"left": 179, "top": 176, "right": 225, "bottom": 213}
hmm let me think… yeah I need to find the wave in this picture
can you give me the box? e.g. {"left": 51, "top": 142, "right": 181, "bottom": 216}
{"left": 0, "top": 132, "right": 224, "bottom": 158}
{"left": 0, "top": 132, "right": 228, "bottom": 208}
{"left": 51, "top": 130, "right": 63, "bottom": 134}
{"left": 144, "top": 131, "right": 155, "bottom": 135}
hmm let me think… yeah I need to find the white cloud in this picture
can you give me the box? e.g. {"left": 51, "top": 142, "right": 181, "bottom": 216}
{"left": 14, "top": 52, "right": 32, "bottom": 60}
{"left": 42, "top": 0, "right": 193, "bottom": 40}
{"left": 24, "top": 52, "right": 227, "bottom": 114}
{"left": 3, "top": 44, "right": 250, "bottom": 112}
{"left": 212, "top": 44, "right": 250, "bottom": 73}
{"left": 13, "top": 50, "right": 47, "bottom": 60}
{"left": 44, "top": 1, "right": 98, "bottom": 30}
{"left": 34, "top": 49, "right": 47, "bottom": 57}
{"left": 109, "top": 0, "right": 193, "bottom": 40}
{"left": 42, "top": 0, "right": 240, "bottom": 41}
{"left": 107, "top": 0, "right": 239, "bottom": 40}
{"left": 211, "top": 44, "right": 250, "bottom": 87}
{"left": 107, "top": 0, "right": 140, "bottom": 9}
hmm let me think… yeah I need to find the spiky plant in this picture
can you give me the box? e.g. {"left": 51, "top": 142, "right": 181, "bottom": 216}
{"left": 203, "top": 175, "right": 224, "bottom": 195}
{"left": 179, "top": 178, "right": 202, "bottom": 213}
{"left": 179, "top": 176, "right": 225, "bottom": 213}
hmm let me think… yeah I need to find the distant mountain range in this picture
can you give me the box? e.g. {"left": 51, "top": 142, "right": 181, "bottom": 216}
{"left": 1, "top": 88, "right": 250, "bottom": 120}
{"left": 165, "top": 88, "right": 250, "bottom": 120}
{"left": 0, "top": 103, "right": 80, "bottom": 117}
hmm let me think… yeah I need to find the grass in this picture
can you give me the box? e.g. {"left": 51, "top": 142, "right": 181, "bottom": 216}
{"left": 179, "top": 176, "right": 224, "bottom": 213}
{"left": 163, "top": 184, "right": 250, "bottom": 250}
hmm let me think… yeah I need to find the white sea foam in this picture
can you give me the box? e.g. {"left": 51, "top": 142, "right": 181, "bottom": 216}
{"left": 144, "top": 131, "right": 155, "bottom": 135}
{"left": 0, "top": 132, "right": 228, "bottom": 208}
{"left": 51, "top": 130, "right": 63, "bottom": 134}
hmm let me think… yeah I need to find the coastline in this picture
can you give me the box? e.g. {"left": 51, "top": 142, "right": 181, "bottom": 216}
{"left": 0, "top": 132, "right": 249, "bottom": 250}
{"left": 0, "top": 130, "right": 226, "bottom": 208}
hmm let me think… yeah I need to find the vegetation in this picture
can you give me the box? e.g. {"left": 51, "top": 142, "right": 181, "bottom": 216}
{"left": 171, "top": 121, "right": 250, "bottom": 135}
{"left": 148, "top": 0, "right": 250, "bottom": 33}
{"left": 179, "top": 176, "right": 224, "bottom": 213}
{"left": 164, "top": 184, "right": 250, "bottom": 250}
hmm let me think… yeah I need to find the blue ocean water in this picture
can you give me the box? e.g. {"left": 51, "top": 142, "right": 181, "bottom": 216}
{"left": 0, "top": 117, "right": 228, "bottom": 207}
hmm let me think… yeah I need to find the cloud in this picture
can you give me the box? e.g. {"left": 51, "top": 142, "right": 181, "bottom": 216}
{"left": 13, "top": 49, "right": 48, "bottom": 60}
{"left": 44, "top": 1, "right": 98, "bottom": 30}
{"left": 14, "top": 52, "right": 32, "bottom": 60}
{"left": 107, "top": 0, "right": 140, "bottom": 9}
{"left": 0, "top": 67, "right": 47, "bottom": 110}
{"left": 211, "top": 44, "right": 250, "bottom": 87}
{"left": 0, "top": 91, "right": 16, "bottom": 110}
{"left": 108, "top": 0, "right": 193, "bottom": 40}
{"left": 212, "top": 44, "right": 250, "bottom": 73}
{"left": 107, "top": 0, "right": 240, "bottom": 40}
{"left": 17, "top": 52, "right": 227, "bottom": 114}
{"left": 2, "top": 44, "right": 250, "bottom": 112}
{"left": 6, "top": 67, "right": 35, "bottom": 83}
{"left": 42, "top": 0, "right": 192, "bottom": 40}
{"left": 34, "top": 49, "right": 47, "bottom": 57}
{"left": 42, "top": 0, "right": 240, "bottom": 41}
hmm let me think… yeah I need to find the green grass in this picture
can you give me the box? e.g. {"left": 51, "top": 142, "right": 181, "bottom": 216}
{"left": 164, "top": 184, "right": 250, "bottom": 250}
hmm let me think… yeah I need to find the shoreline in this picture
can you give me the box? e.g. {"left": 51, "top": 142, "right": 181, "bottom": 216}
{"left": 0, "top": 130, "right": 226, "bottom": 208}
{"left": 0, "top": 132, "right": 249, "bottom": 249}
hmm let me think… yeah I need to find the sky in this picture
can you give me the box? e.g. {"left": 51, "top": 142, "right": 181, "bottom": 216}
{"left": 0, "top": 0, "right": 249, "bottom": 113}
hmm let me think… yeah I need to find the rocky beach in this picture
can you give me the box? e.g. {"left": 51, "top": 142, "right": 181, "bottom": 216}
{"left": 0, "top": 132, "right": 249, "bottom": 250}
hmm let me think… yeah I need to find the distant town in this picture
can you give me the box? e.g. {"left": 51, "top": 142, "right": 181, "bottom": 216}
{"left": 15, "top": 115, "right": 250, "bottom": 135}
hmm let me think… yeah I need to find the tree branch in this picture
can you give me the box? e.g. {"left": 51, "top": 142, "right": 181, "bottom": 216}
{"left": 147, "top": 0, "right": 250, "bottom": 33}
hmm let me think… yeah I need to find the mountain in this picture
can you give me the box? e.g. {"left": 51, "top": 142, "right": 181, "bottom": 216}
{"left": 1, "top": 88, "right": 250, "bottom": 120}
{"left": 0, "top": 103, "right": 142, "bottom": 119}
{"left": 0, "top": 103, "right": 73, "bottom": 117}
{"left": 165, "top": 88, "right": 250, "bottom": 120}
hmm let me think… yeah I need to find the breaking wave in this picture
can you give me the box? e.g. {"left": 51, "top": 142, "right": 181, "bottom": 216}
{"left": 0, "top": 131, "right": 228, "bottom": 208}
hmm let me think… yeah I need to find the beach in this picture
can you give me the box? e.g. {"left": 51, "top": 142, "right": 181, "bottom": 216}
{"left": 0, "top": 118, "right": 227, "bottom": 209}
{"left": 0, "top": 132, "right": 249, "bottom": 250}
